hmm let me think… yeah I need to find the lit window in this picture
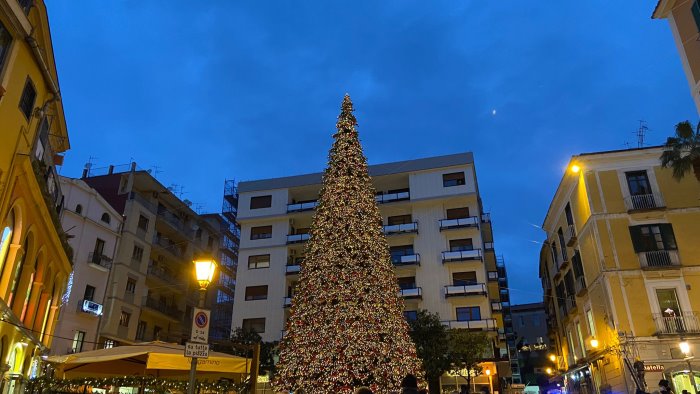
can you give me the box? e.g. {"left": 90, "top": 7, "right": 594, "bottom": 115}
{"left": 103, "top": 339, "right": 115, "bottom": 349}
{"left": 72, "top": 331, "right": 86, "bottom": 353}
{"left": 119, "top": 311, "right": 131, "bottom": 327}
{"left": 248, "top": 254, "right": 270, "bottom": 269}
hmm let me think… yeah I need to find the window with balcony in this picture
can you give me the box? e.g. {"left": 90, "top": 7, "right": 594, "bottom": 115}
{"left": 19, "top": 78, "right": 36, "bottom": 120}
{"left": 390, "top": 245, "right": 414, "bottom": 260}
{"left": 248, "top": 254, "right": 270, "bottom": 269}
{"left": 585, "top": 308, "right": 596, "bottom": 337}
{"left": 449, "top": 239, "right": 473, "bottom": 252}
{"left": 629, "top": 224, "right": 679, "bottom": 267}
{"left": 72, "top": 331, "right": 86, "bottom": 353}
{"left": 487, "top": 271, "right": 498, "bottom": 281}
{"left": 242, "top": 318, "right": 266, "bottom": 333}
{"left": 84, "top": 285, "right": 96, "bottom": 302}
{"left": 453, "top": 271, "right": 477, "bottom": 286}
{"left": 245, "top": 285, "right": 268, "bottom": 301}
{"left": 136, "top": 321, "right": 146, "bottom": 340}
{"left": 387, "top": 215, "right": 412, "bottom": 225}
{"left": 446, "top": 207, "right": 470, "bottom": 219}
{"left": 443, "top": 172, "right": 466, "bottom": 187}
{"left": 456, "top": 306, "right": 481, "bottom": 321}
{"left": 564, "top": 203, "right": 574, "bottom": 226}
{"left": 0, "top": 21, "right": 11, "bottom": 74}
{"left": 251, "top": 226, "right": 272, "bottom": 240}
{"left": 557, "top": 228, "right": 568, "bottom": 262}
{"left": 138, "top": 215, "right": 149, "bottom": 231}
{"left": 132, "top": 244, "right": 144, "bottom": 262}
{"left": 92, "top": 238, "right": 105, "bottom": 263}
{"left": 626, "top": 171, "right": 651, "bottom": 196}
{"left": 397, "top": 276, "right": 417, "bottom": 290}
{"left": 119, "top": 311, "right": 131, "bottom": 327}
{"left": 250, "top": 195, "right": 272, "bottom": 209}
{"left": 403, "top": 310, "right": 418, "bottom": 321}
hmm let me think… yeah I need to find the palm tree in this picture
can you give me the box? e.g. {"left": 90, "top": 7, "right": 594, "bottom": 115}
{"left": 660, "top": 120, "right": 700, "bottom": 182}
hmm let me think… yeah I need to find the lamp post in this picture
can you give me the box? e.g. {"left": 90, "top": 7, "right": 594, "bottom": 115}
{"left": 485, "top": 368, "right": 493, "bottom": 394}
{"left": 187, "top": 259, "right": 217, "bottom": 394}
{"left": 680, "top": 341, "right": 696, "bottom": 394}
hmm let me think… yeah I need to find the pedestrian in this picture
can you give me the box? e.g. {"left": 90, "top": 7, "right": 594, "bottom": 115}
{"left": 354, "top": 387, "right": 374, "bottom": 394}
{"left": 659, "top": 379, "right": 674, "bottom": 394}
{"left": 401, "top": 374, "right": 419, "bottom": 394}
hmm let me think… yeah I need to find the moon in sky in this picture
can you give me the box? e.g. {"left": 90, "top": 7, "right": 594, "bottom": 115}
{"left": 491, "top": 109, "right": 497, "bottom": 116}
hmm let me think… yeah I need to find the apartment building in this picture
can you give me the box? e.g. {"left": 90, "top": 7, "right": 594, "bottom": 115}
{"left": 81, "top": 163, "right": 223, "bottom": 347}
{"left": 511, "top": 303, "right": 550, "bottom": 387}
{"left": 539, "top": 146, "right": 700, "bottom": 393}
{"left": 653, "top": 0, "right": 700, "bottom": 113}
{"left": 51, "top": 177, "right": 122, "bottom": 355}
{"left": 231, "top": 152, "right": 518, "bottom": 390}
{"left": 0, "top": 0, "right": 73, "bottom": 390}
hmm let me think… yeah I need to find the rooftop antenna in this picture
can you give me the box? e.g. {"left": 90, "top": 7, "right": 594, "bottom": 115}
{"left": 635, "top": 120, "right": 649, "bottom": 148}
{"left": 623, "top": 142, "right": 631, "bottom": 150}
{"left": 151, "top": 165, "right": 163, "bottom": 178}
{"left": 85, "top": 156, "right": 98, "bottom": 176}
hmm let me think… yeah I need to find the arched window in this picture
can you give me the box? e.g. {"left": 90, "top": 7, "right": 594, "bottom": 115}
{"left": 0, "top": 211, "right": 15, "bottom": 276}
{"left": 75, "top": 204, "right": 82, "bottom": 214}
{"left": 101, "top": 213, "right": 110, "bottom": 224}
{"left": 8, "top": 234, "right": 30, "bottom": 308}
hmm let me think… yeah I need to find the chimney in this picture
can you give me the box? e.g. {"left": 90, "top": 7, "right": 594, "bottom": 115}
{"left": 81, "top": 168, "right": 88, "bottom": 178}
{"left": 108, "top": 165, "right": 114, "bottom": 175}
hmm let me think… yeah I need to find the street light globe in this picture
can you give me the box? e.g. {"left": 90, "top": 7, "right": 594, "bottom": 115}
{"left": 194, "top": 259, "right": 217, "bottom": 289}
{"left": 570, "top": 164, "right": 581, "bottom": 173}
{"left": 549, "top": 354, "right": 556, "bottom": 362}
{"left": 590, "top": 338, "right": 599, "bottom": 349}
{"left": 485, "top": 369, "right": 491, "bottom": 376}
{"left": 546, "top": 367, "right": 553, "bottom": 375}
{"left": 680, "top": 341, "right": 691, "bottom": 355}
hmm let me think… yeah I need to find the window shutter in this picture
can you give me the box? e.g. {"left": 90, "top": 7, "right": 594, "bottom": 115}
{"left": 628, "top": 226, "right": 645, "bottom": 253}
{"left": 659, "top": 224, "right": 678, "bottom": 250}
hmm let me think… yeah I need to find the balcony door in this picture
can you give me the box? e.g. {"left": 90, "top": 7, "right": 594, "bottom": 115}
{"left": 656, "top": 288, "right": 682, "bottom": 317}
{"left": 453, "top": 271, "right": 477, "bottom": 286}
{"left": 449, "top": 239, "right": 473, "bottom": 252}
{"left": 625, "top": 171, "right": 651, "bottom": 196}
{"left": 93, "top": 238, "right": 105, "bottom": 262}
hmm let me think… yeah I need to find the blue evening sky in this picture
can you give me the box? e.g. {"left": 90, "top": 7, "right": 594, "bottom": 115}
{"left": 47, "top": 1, "right": 696, "bottom": 304}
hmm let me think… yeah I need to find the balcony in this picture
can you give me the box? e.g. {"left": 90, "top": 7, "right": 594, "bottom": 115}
{"left": 491, "top": 301, "right": 503, "bottom": 311}
{"left": 639, "top": 250, "right": 680, "bottom": 269}
{"left": 399, "top": 287, "right": 422, "bottom": 299}
{"left": 564, "top": 224, "right": 577, "bottom": 247}
{"left": 87, "top": 252, "right": 112, "bottom": 270}
{"left": 391, "top": 254, "right": 420, "bottom": 267}
{"left": 383, "top": 222, "right": 418, "bottom": 235}
{"left": 565, "top": 296, "right": 576, "bottom": 315}
{"left": 287, "top": 201, "right": 318, "bottom": 213}
{"left": 142, "top": 297, "right": 183, "bottom": 321}
{"left": 286, "top": 233, "right": 310, "bottom": 244}
{"left": 575, "top": 276, "right": 587, "bottom": 295}
{"left": 129, "top": 192, "right": 157, "bottom": 214}
{"left": 653, "top": 312, "right": 700, "bottom": 335}
{"left": 286, "top": 264, "right": 301, "bottom": 275}
{"left": 439, "top": 217, "right": 479, "bottom": 231}
{"left": 442, "top": 318, "right": 497, "bottom": 331}
{"left": 481, "top": 213, "right": 491, "bottom": 223}
{"left": 375, "top": 191, "right": 410, "bottom": 204}
{"left": 441, "top": 249, "right": 482, "bottom": 263}
{"left": 153, "top": 235, "right": 184, "bottom": 258}
{"left": 157, "top": 209, "right": 194, "bottom": 238}
{"left": 445, "top": 283, "right": 487, "bottom": 297}
{"left": 283, "top": 297, "right": 292, "bottom": 308}
{"left": 79, "top": 299, "right": 103, "bottom": 316}
{"left": 624, "top": 193, "right": 665, "bottom": 212}
{"left": 147, "top": 266, "right": 181, "bottom": 284}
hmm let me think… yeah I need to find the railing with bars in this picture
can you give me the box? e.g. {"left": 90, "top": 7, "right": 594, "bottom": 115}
{"left": 375, "top": 191, "right": 410, "bottom": 204}
{"left": 624, "top": 193, "right": 665, "bottom": 211}
{"left": 564, "top": 224, "right": 577, "bottom": 246}
{"left": 287, "top": 201, "right": 318, "bottom": 212}
{"left": 575, "top": 275, "right": 587, "bottom": 294}
{"left": 87, "top": 252, "right": 112, "bottom": 269}
{"left": 441, "top": 249, "right": 483, "bottom": 263}
{"left": 399, "top": 287, "right": 422, "bottom": 299}
{"left": 639, "top": 250, "right": 680, "bottom": 268}
{"left": 391, "top": 254, "right": 420, "bottom": 266}
{"left": 383, "top": 222, "right": 418, "bottom": 235}
{"left": 653, "top": 312, "right": 700, "bottom": 334}
{"left": 439, "top": 217, "right": 479, "bottom": 230}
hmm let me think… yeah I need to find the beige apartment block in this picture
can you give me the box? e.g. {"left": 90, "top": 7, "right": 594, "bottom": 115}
{"left": 231, "top": 152, "right": 520, "bottom": 389}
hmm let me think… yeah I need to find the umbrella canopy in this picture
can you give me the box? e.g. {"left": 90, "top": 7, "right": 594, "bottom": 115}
{"left": 47, "top": 341, "right": 251, "bottom": 379}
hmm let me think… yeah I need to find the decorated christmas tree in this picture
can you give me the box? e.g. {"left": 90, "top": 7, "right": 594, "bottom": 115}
{"left": 274, "top": 95, "right": 421, "bottom": 393}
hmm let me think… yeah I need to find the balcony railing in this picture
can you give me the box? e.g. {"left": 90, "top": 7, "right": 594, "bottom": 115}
{"left": 439, "top": 217, "right": 479, "bottom": 230}
{"left": 391, "top": 254, "right": 420, "bottom": 266}
{"left": 624, "top": 193, "right": 665, "bottom": 211}
{"left": 285, "top": 264, "right": 301, "bottom": 275}
{"left": 129, "top": 192, "right": 157, "bottom": 213}
{"left": 157, "top": 209, "right": 194, "bottom": 238}
{"left": 287, "top": 201, "right": 318, "bottom": 212}
{"left": 484, "top": 242, "right": 494, "bottom": 251}
{"left": 491, "top": 301, "right": 502, "bottom": 311}
{"left": 445, "top": 283, "right": 487, "bottom": 297}
{"left": 153, "top": 235, "right": 183, "bottom": 258}
{"left": 147, "top": 266, "right": 180, "bottom": 284}
{"left": 653, "top": 312, "right": 700, "bottom": 335}
{"left": 375, "top": 191, "right": 410, "bottom": 204}
{"left": 564, "top": 224, "right": 577, "bottom": 247}
{"left": 399, "top": 287, "right": 422, "bottom": 299}
{"left": 639, "top": 250, "right": 680, "bottom": 269}
{"left": 87, "top": 252, "right": 112, "bottom": 269}
{"left": 142, "top": 297, "right": 183, "bottom": 321}
{"left": 383, "top": 222, "right": 418, "bottom": 235}
{"left": 286, "top": 233, "right": 310, "bottom": 244}
{"left": 441, "top": 249, "right": 482, "bottom": 263}
{"left": 442, "top": 318, "right": 497, "bottom": 331}
{"left": 575, "top": 275, "right": 587, "bottom": 295}
{"left": 565, "top": 296, "right": 576, "bottom": 314}
{"left": 283, "top": 297, "right": 292, "bottom": 308}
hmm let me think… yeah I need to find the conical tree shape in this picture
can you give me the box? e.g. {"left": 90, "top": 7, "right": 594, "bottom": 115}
{"left": 274, "top": 95, "right": 421, "bottom": 393}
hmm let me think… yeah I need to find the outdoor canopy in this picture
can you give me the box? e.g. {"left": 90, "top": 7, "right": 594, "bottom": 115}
{"left": 46, "top": 341, "right": 251, "bottom": 379}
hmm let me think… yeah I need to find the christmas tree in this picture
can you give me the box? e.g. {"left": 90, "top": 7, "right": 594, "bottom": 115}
{"left": 274, "top": 95, "right": 421, "bottom": 393}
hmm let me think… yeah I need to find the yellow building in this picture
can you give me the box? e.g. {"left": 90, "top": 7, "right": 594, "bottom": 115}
{"left": 653, "top": 0, "right": 700, "bottom": 114}
{"left": 539, "top": 146, "right": 700, "bottom": 393}
{"left": 0, "top": 0, "right": 72, "bottom": 391}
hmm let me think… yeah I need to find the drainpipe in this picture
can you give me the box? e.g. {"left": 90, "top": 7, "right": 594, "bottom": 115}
{"left": 25, "top": 34, "right": 60, "bottom": 97}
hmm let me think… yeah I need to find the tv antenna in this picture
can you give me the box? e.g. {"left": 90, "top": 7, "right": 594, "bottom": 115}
{"left": 635, "top": 120, "right": 649, "bottom": 148}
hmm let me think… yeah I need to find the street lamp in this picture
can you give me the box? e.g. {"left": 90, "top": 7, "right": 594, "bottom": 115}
{"left": 680, "top": 341, "right": 697, "bottom": 394}
{"left": 485, "top": 368, "right": 493, "bottom": 393}
{"left": 188, "top": 258, "right": 217, "bottom": 394}
{"left": 590, "top": 338, "right": 599, "bottom": 349}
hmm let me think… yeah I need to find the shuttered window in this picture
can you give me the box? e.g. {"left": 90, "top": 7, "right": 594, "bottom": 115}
{"left": 629, "top": 224, "right": 677, "bottom": 252}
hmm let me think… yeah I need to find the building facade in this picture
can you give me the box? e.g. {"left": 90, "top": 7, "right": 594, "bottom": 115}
{"left": 511, "top": 303, "right": 550, "bottom": 388}
{"left": 653, "top": 0, "right": 700, "bottom": 113}
{"left": 51, "top": 177, "right": 122, "bottom": 355}
{"left": 539, "top": 146, "right": 700, "bottom": 393}
{"left": 0, "top": 0, "right": 72, "bottom": 391}
{"left": 231, "top": 152, "right": 518, "bottom": 390}
{"left": 81, "top": 163, "right": 223, "bottom": 347}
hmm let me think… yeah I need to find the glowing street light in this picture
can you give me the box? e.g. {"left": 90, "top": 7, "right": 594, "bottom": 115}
{"left": 680, "top": 341, "right": 691, "bottom": 356}
{"left": 549, "top": 354, "right": 557, "bottom": 362}
{"left": 679, "top": 341, "right": 696, "bottom": 394}
{"left": 590, "top": 338, "right": 599, "bottom": 349}
{"left": 188, "top": 258, "right": 217, "bottom": 394}
{"left": 546, "top": 367, "right": 553, "bottom": 375}
{"left": 570, "top": 164, "right": 581, "bottom": 173}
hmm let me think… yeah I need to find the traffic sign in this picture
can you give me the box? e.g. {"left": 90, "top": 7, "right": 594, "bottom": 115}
{"left": 184, "top": 342, "right": 209, "bottom": 359}
{"left": 190, "top": 308, "right": 210, "bottom": 343}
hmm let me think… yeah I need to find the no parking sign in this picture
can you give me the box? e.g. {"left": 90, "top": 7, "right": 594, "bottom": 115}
{"left": 190, "top": 307, "right": 210, "bottom": 343}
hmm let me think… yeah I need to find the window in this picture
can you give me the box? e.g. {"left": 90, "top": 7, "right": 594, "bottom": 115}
{"left": 83, "top": 285, "right": 96, "bottom": 302}
{"left": 18, "top": 0, "right": 32, "bottom": 13}
{"left": 242, "top": 318, "right": 266, "bottom": 333}
{"left": 390, "top": 245, "right": 415, "bottom": 262}
{"left": 132, "top": 244, "right": 144, "bottom": 262}
{"left": 449, "top": 238, "right": 473, "bottom": 252}
{"left": 446, "top": 207, "right": 470, "bottom": 219}
{"left": 153, "top": 325, "right": 162, "bottom": 340}
{"left": 195, "top": 228, "right": 202, "bottom": 239}
{"left": 19, "top": 78, "right": 36, "bottom": 120}
{"left": 72, "top": 331, "right": 86, "bottom": 353}
{"left": 125, "top": 278, "right": 136, "bottom": 294}
{"left": 387, "top": 215, "right": 412, "bottom": 225}
{"left": 207, "top": 236, "right": 214, "bottom": 248}
{"left": 245, "top": 285, "right": 268, "bottom": 301}
{"left": 626, "top": 171, "right": 652, "bottom": 196}
{"left": 567, "top": 330, "right": 577, "bottom": 361}
{"left": 92, "top": 238, "right": 105, "bottom": 262}
{"left": 397, "top": 276, "right": 416, "bottom": 290}
{"left": 137, "top": 215, "right": 149, "bottom": 231}
{"left": 7, "top": 235, "right": 28, "bottom": 308}
{"left": 557, "top": 228, "right": 568, "bottom": 261}
{"left": 119, "top": 311, "right": 131, "bottom": 327}
{"left": 693, "top": 0, "right": 700, "bottom": 32}
{"left": 250, "top": 226, "right": 272, "bottom": 240}
{"left": 576, "top": 321, "right": 586, "bottom": 357}
{"left": 250, "top": 195, "right": 272, "bottom": 209}
{"left": 586, "top": 308, "right": 596, "bottom": 337}
{"left": 656, "top": 288, "right": 682, "bottom": 317}
{"left": 75, "top": 204, "right": 83, "bottom": 214}
{"left": 629, "top": 224, "right": 677, "bottom": 252}
{"left": 564, "top": 203, "right": 574, "bottom": 226}
{"left": 101, "top": 213, "right": 111, "bottom": 224}
{"left": 487, "top": 271, "right": 498, "bottom": 281}
{"left": 248, "top": 254, "right": 270, "bottom": 269}
{"left": 453, "top": 271, "right": 477, "bottom": 286}
{"left": 456, "top": 306, "right": 481, "bottom": 321}
{"left": 404, "top": 310, "right": 418, "bottom": 321}
{"left": 0, "top": 211, "right": 14, "bottom": 274}
{"left": 443, "top": 172, "right": 465, "bottom": 187}
{"left": 103, "top": 339, "right": 115, "bottom": 349}
{"left": 136, "top": 321, "right": 146, "bottom": 340}
{"left": 0, "top": 21, "right": 12, "bottom": 73}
